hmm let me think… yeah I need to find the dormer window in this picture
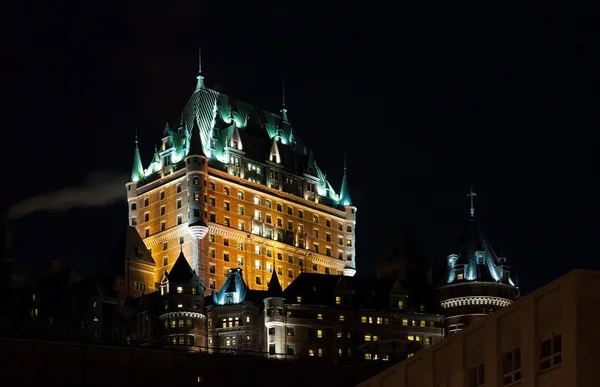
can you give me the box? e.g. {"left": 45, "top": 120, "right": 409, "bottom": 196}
{"left": 398, "top": 300, "right": 405, "bottom": 308}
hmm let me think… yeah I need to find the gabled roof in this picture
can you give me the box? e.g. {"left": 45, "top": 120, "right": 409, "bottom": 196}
{"left": 108, "top": 226, "right": 156, "bottom": 271}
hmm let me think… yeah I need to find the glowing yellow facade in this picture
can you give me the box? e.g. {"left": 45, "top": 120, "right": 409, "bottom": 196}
{"left": 126, "top": 75, "right": 356, "bottom": 293}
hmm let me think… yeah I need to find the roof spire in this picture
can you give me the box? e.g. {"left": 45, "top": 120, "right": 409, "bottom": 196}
{"left": 339, "top": 152, "right": 352, "bottom": 206}
{"left": 130, "top": 127, "right": 144, "bottom": 182}
{"left": 280, "top": 79, "right": 288, "bottom": 123}
{"left": 195, "top": 46, "right": 205, "bottom": 90}
{"left": 467, "top": 186, "right": 477, "bottom": 218}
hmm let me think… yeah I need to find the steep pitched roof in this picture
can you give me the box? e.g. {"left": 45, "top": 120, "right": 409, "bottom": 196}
{"left": 108, "top": 226, "right": 156, "bottom": 271}
{"left": 212, "top": 268, "right": 248, "bottom": 305}
{"left": 442, "top": 218, "right": 515, "bottom": 286}
{"left": 187, "top": 118, "right": 206, "bottom": 157}
{"left": 267, "top": 271, "right": 283, "bottom": 295}
{"left": 166, "top": 250, "right": 195, "bottom": 283}
{"left": 130, "top": 141, "right": 144, "bottom": 182}
{"left": 282, "top": 273, "right": 402, "bottom": 310}
{"left": 178, "top": 87, "right": 345, "bottom": 209}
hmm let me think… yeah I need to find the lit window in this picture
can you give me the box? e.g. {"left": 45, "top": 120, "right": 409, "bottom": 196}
{"left": 335, "top": 296, "right": 341, "bottom": 305}
{"left": 297, "top": 295, "right": 302, "bottom": 303}
{"left": 376, "top": 317, "right": 383, "bottom": 324}
{"left": 339, "top": 315, "right": 345, "bottom": 321}
{"left": 361, "top": 316, "right": 367, "bottom": 323}
{"left": 308, "top": 348, "right": 315, "bottom": 357}
{"left": 177, "top": 286, "right": 183, "bottom": 294}
{"left": 457, "top": 272, "right": 464, "bottom": 280}
{"left": 364, "top": 334, "right": 371, "bottom": 341}
{"left": 373, "top": 335, "right": 379, "bottom": 341}
{"left": 177, "top": 303, "right": 183, "bottom": 308}
{"left": 408, "top": 335, "right": 414, "bottom": 341}
{"left": 246, "top": 316, "right": 250, "bottom": 323}
{"left": 402, "top": 319, "right": 408, "bottom": 326}
{"left": 420, "top": 320, "right": 426, "bottom": 327}
{"left": 93, "top": 316, "right": 99, "bottom": 322}
{"left": 317, "top": 313, "right": 323, "bottom": 320}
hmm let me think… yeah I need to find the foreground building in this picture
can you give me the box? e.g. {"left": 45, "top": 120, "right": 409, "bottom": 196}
{"left": 358, "top": 269, "right": 600, "bottom": 387}
{"left": 436, "top": 189, "right": 519, "bottom": 335}
{"left": 126, "top": 69, "right": 357, "bottom": 295}
{"left": 15, "top": 225, "right": 442, "bottom": 369}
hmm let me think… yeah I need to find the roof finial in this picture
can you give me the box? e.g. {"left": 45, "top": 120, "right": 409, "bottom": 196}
{"left": 280, "top": 79, "right": 289, "bottom": 123}
{"left": 196, "top": 46, "right": 205, "bottom": 90}
{"left": 344, "top": 152, "right": 347, "bottom": 171}
{"left": 467, "top": 186, "right": 477, "bottom": 218}
{"left": 135, "top": 127, "right": 139, "bottom": 147}
{"left": 199, "top": 46, "right": 202, "bottom": 74}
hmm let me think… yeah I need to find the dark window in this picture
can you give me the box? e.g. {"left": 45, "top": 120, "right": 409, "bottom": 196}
{"left": 502, "top": 347, "right": 521, "bottom": 386}
{"left": 540, "top": 333, "right": 562, "bottom": 370}
{"left": 467, "top": 363, "right": 485, "bottom": 387}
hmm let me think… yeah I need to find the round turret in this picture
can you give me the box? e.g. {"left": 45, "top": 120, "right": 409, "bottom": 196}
{"left": 264, "top": 296, "right": 286, "bottom": 358}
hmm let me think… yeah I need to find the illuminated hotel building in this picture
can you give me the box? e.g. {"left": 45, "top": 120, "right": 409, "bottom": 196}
{"left": 436, "top": 189, "right": 519, "bottom": 335}
{"left": 125, "top": 70, "right": 356, "bottom": 294}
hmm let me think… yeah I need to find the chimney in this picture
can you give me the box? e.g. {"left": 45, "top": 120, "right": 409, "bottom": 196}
{"left": 50, "top": 260, "right": 61, "bottom": 275}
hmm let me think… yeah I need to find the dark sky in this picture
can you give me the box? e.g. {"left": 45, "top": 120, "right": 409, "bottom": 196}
{"left": 3, "top": 1, "right": 599, "bottom": 296}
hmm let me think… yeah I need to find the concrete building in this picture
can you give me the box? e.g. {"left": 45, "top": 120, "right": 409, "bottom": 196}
{"left": 357, "top": 269, "right": 600, "bottom": 387}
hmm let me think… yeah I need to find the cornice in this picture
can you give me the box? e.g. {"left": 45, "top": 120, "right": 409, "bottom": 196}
{"left": 159, "top": 311, "right": 206, "bottom": 320}
{"left": 143, "top": 225, "right": 189, "bottom": 248}
{"left": 440, "top": 296, "right": 513, "bottom": 309}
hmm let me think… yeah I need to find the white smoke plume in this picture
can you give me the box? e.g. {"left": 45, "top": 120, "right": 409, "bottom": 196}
{"left": 7, "top": 170, "right": 129, "bottom": 219}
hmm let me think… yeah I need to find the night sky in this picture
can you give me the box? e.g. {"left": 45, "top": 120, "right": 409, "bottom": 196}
{"left": 3, "top": 1, "right": 599, "bottom": 296}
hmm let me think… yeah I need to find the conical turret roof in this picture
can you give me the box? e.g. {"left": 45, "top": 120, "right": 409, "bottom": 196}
{"left": 187, "top": 119, "right": 206, "bottom": 157}
{"left": 267, "top": 271, "right": 283, "bottom": 295}
{"left": 130, "top": 141, "right": 144, "bottom": 182}
{"left": 167, "top": 250, "right": 195, "bottom": 283}
{"left": 339, "top": 161, "right": 352, "bottom": 206}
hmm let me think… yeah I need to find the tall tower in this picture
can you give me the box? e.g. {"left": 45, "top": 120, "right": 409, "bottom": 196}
{"left": 125, "top": 54, "right": 357, "bottom": 293}
{"left": 436, "top": 189, "right": 519, "bottom": 335}
{"left": 339, "top": 156, "right": 357, "bottom": 277}
{"left": 185, "top": 118, "right": 209, "bottom": 286}
{"left": 158, "top": 249, "right": 206, "bottom": 350}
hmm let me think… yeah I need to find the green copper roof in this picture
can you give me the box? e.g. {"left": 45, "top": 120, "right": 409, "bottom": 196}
{"left": 130, "top": 142, "right": 144, "bottom": 182}
{"left": 135, "top": 83, "right": 351, "bottom": 209}
{"left": 339, "top": 168, "right": 352, "bottom": 206}
{"left": 187, "top": 119, "right": 205, "bottom": 157}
